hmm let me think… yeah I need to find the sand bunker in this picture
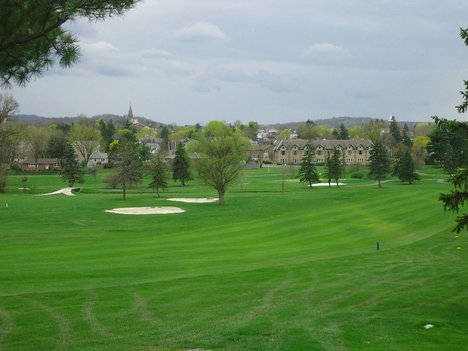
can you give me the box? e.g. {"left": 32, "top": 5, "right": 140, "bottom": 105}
{"left": 39, "top": 187, "right": 77, "bottom": 196}
{"left": 312, "top": 182, "right": 346, "bottom": 187}
{"left": 105, "top": 206, "right": 185, "bottom": 215}
{"left": 167, "top": 198, "right": 218, "bottom": 203}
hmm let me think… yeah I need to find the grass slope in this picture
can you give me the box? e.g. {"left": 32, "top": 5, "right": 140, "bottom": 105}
{"left": 0, "top": 166, "right": 466, "bottom": 350}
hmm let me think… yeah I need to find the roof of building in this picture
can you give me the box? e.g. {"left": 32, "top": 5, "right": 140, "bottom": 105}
{"left": 248, "top": 143, "right": 274, "bottom": 152}
{"left": 21, "top": 158, "right": 61, "bottom": 164}
{"left": 89, "top": 152, "right": 108, "bottom": 159}
{"left": 274, "top": 139, "right": 372, "bottom": 150}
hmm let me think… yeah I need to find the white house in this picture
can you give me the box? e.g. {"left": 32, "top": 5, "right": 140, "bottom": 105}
{"left": 87, "top": 151, "right": 109, "bottom": 167}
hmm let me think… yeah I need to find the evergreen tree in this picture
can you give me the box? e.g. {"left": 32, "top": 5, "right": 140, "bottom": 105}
{"left": 46, "top": 130, "right": 67, "bottom": 160}
{"left": 329, "top": 148, "right": 344, "bottom": 187}
{"left": 389, "top": 115, "right": 401, "bottom": 143}
{"left": 368, "top": 140, "right": 391, "bottom": 188}
{"left": 61, "top": 143, "right": 84, "bottom": 187}
{"left": 401, "top": 123, "right": 412, "bottom": 146}
{"left": 172, "top": 142, "right": 192, "bottom": 186}
{"left": 436, "top": 118, "right": 468, "bottom": 232}
{"left": 98, "top": 119, "right": 115, "bottom": 152}
{"left": 440, "top": 168, "right": 468, "bottom": 232}
{"left": 160, "top": 126, "right": 170, "bottom": 152}
{"left": 0, "top": 1, "right": 140, "bottom": 86}
{"left": 339, "top": 123, "right": 349, "bottom": 139}
{"left": 456, "top": 28, "right": 468, "bottom": 113}
{"left": 148, "top": 154, "right": 169, "bottom": 197}
{"left": 112, "top": 130, "right": 143, "bottom": 200}
{"left": 393, "top": 150, "right": 420, "bottom": 184}
{"left": 427, "top": 117, "right": 468, "bottom": 173}
{"left": 298, "top": 120, "right": 318, "bottom": 140}
{"left": 297, "top": 147, "right": 320, "bottom": 188}
{"left": 332, "top": 128, "right": 340, "bottom": 139}
{"left": 333, "top": 124, "right": 350, "bottom": 140}
{"left": 437, "top": 30, "right": 468, "bottom": 232}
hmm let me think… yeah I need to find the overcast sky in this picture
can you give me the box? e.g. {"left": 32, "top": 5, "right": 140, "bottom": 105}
{"left": 10, "top": 0, "right": 468, "bottom": 125}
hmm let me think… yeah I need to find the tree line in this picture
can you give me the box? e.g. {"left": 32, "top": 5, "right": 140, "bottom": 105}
{"left": 0, "top": 103, "right": 250, "bottom": 205}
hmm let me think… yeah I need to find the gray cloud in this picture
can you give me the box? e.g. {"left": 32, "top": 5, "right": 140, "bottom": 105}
{"left": 139, "top": 49, "right": 197, "bottom": 76}
{"left": 9, "top": 0, "right": 468, "bottom": 124}
{"left": 192, "top": 75, "right": 221, "bottom": 92}
{"left": 175, "top": 22, "right": 230, "bottom": 42}
{"left": 191, "top": 62, "right": 303, "bottom": 93}
{"left": 303, "top": 43, "right": 351, "bottom": 64}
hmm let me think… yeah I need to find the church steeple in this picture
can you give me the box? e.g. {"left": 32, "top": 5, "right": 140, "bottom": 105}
{"left": 128, "top": 104, "right": 138, "bottom": 125}
{"left": 128, "top": 104, "right": 134, "bottom": 120}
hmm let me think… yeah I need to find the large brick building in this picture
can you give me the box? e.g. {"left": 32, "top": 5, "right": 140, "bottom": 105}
{"left": 272, "top": 139, "right": 372, "bottom": 165}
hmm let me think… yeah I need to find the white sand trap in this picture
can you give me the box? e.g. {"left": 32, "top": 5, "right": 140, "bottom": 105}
{"left": 39, "top": 187, "right": 77, "bottom": 196}
{"left": 312, "top": 182, "right": 346, "bottom": 187}
{"left": 105, "top": 206, "right": 185, "bottom": 215}
{"left": 167, "top": 198, "right": 218, "bottom": 203}
{"left": 424, "top": 324, "right": 434, "bottom": 329}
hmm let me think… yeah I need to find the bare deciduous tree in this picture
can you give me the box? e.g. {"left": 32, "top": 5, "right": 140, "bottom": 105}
{"left": 0, "top": 93, "right": 19, "bottom": 124}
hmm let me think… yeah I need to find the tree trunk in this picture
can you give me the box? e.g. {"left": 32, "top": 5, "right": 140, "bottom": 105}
{"left": 218, "top": 189, "right": 225, "bottom": 205}
{"left": 123, "top": 181, "right": 126, "bottom": 200}
{"left": 0, "top": 163, "right": 6, "bottom": 193}
{"left": 377, "top": 178, "right": 381, "bottom": 188}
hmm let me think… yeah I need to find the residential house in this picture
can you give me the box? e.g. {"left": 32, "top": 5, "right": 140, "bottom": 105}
{"left": 20, "top": 158, "right": 62, "bottom": 171}
{"left": 87, "top": 151, "right": 109, "bottom": 167}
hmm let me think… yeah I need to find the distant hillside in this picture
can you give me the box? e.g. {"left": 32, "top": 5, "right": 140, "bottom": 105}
{"left": 13, "top": 114, "right": 422, "bottom": 130}
{"left": 13, "top": 114, "right": 165, "bottom": 128}
{"left": 265, "top": 116, "right": 420, "bottom": 129}
{"left": 13, "top": 114, "right": 42, "bottom": 121}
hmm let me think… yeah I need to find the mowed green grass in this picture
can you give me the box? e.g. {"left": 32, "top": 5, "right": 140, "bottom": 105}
{"left": 0, "top": 166, "right": 466, "bottom": 350}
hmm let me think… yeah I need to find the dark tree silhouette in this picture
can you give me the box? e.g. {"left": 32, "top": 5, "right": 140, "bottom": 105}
{"left": 61, "top": 143, "right": 84, "bottom": 187}
{"left": 149, "top": 154, "right": 169, "bottom": 197}
{"left": 368, "top": 140, "right": 391, "bottom": 188}
{"left": 298, "top": 146, "right": 320, "bottom": 188}
{"left": 0, "top": 0, "right": 140, "bottom": 86}
{"left": 172, "top": 143, "right": 192, "bottom": 186}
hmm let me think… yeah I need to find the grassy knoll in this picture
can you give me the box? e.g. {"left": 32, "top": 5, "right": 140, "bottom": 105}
{"left": 0, "top": 166, "right": 466, "bottom": 350}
